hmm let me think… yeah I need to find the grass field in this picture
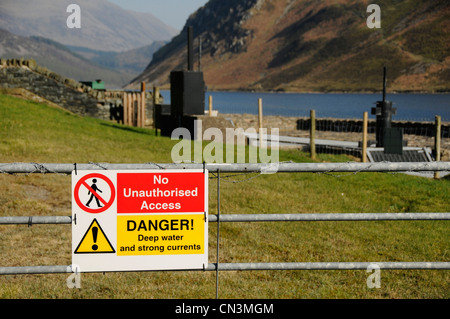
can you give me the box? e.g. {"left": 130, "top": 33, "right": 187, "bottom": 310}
{"left": 0, "top": 93, "right": 448, "bottom": 299}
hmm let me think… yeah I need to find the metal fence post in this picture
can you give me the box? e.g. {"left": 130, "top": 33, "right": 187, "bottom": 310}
{"left": 258, "top": 98, "right": 263, "bottom": 149}
{"left": 362, "top": 112, "right": 368, "bottom": 163}
{"left": 434, "top": 115, "right": 441, "bottom": 179}
{"left": 209, "top": 95, "right": 213, "bottom": 117}
{"left": 310, "top": 110, "right": 316, "bottom": 160}
{"left": 216, "top": 169, "right": 221, "bottom": 299}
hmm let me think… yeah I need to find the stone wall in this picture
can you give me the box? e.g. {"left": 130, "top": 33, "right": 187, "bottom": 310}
{"left": 0, "top": 58, "right": 156, "bottom": 123}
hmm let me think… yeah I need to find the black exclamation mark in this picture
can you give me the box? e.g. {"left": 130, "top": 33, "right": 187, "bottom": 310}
{"left": 92, "top": 226, "right": 98, "bottom": 251}
{"left": 191, "top": 219, "right": 194, "bottom": 230}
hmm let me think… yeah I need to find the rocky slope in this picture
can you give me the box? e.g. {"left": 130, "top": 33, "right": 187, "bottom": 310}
{"left": 129, "top": 0, "right": 450, "bottom": 93}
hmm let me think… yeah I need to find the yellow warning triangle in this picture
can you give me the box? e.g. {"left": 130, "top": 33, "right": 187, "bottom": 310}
{"left": 74, "top": 219, "right": 115, "bottom": 254}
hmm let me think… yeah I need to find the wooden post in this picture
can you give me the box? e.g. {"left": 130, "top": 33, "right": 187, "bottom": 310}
{"left": 209, "top": 95, "right": 213, "bottom": 117}
{"left": 153, "top": 86, "right": 160, "bottom": 130}
{"left": 362, "top": 112, "right": 368, "bottom": 163}
{"left": 258, "top": 98, "right": 263, "bottom": 148}
{"left": 141, "top": 82, "right": 146, "bottom": 128}
{"left": 310, "top": 109, "right": 316, "bottom": 160}
{"left": 128, "top": 93, "right": 132, "bottom": 126}
{"left": 135, "top": 93, "right": 138, "bottom": 127}
{"left": 434, "top": 115, "right": 441, "bottom": 179}
{"left": 130, "top": 93, "right": 134, "bottom": 126}
{"left": 135, "top": 92, "right": 139, "bottom": 127}
{"left": 136, "top": 92, "right": 142, "bottom": 127}
{"left": 258, "top": 98, "right": 263, "bottom": 130}
{"left": 129, "top": 93, "right": 134, "bottom": 126}
{"left": 123, "top": 92, "right": 128, "bottom": 126}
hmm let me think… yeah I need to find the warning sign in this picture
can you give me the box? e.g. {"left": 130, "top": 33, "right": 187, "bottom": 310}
{"left": 74, "top": 219, "right": 115, "bottom": 254}
{"left": 72, "top": 169, "right": 208, "bottom": 273}
{"left": 74, "top": 173, "right": 115, "bottom": 214}
{"left": 117, "top": 172, "right": 205, "bottom": 214}
{"left": 117, "top": 214, "right": 205, "bottom": 256}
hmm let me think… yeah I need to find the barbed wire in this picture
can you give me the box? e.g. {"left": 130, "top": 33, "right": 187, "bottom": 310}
{"left": 0, "top": 162, "right": 67, "bottom": 176}
{"left": 209, "top": 171, "right": 262, "bottom": 183}
{"left": 87, "top": 161, "right": 108, "bottom": 170}
{"left": 315, "top": 161, "right": 384, "bottom": 178}
{"left": 0, "top": 162, "right": 448, "bottom": 181}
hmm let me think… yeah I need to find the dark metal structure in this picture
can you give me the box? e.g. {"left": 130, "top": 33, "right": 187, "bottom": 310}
{"left": 155, "top": 26, "right": 205, "bottom": 137}
{"left": 371, "top": 67, "right": 404, "bottom": 154}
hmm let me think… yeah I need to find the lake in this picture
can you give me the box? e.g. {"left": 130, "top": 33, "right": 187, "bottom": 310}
{"left": 160, "top": 91, "right": 450, "bottom": 122}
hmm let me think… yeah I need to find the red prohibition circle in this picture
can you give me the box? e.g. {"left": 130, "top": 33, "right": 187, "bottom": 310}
{"left": 74, "top": 173, "right": 116, "bottom": 214}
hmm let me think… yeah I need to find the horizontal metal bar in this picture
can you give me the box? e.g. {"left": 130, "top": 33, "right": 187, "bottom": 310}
{"left": 0, "top": 265, "right": 72, "bottom": 275}
{"left": 0, "top": 216, "right": 72, "bottom": 225}
{"left": 1, "top": 213, "right": 449, "bottom": 225}
{"left": 208, "top": 262, "right": 450, "bottom": 271}
{"left": 0, "top": 162, "right": 449, "bottom": 174}
{"left": 208, "top": 213, "right": 450, "bottom": 222}
{"left": 1, "top": 262, "right": 449, "bottom": 275}
{"left": 210, "top": 262, "right": 450, "bottom": 271}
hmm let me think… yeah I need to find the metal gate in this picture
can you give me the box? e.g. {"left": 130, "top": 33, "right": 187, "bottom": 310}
{"left": 1, "top": 162, "right": 449, "bottom": 297}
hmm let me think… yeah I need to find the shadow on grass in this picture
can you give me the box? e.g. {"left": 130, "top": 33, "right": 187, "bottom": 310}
{"left": 100, "top": 122, "right": 156, "bottom": 136}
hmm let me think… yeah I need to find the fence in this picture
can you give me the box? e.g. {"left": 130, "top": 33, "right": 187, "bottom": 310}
{"left": 209, "top": 101, "right": 447, "bottom": 161}
{"left": 121, "top": 83, "right": 147, "bottom": 128}
{"left": 0, "top": 162, "right": 449, "bottom": 298}
{"left": 297, "top": 111, "right": 446, "bottom": 160}
{"left": 296, "top": 116, "right": 450, "bottom": 138}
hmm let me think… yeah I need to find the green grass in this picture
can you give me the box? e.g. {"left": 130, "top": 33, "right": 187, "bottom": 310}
{"left": 0, "top": 93, "right": 449, "bottom": 299}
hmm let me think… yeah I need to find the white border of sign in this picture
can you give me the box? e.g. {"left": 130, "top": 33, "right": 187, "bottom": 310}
{"left": 71, "top": 169, "right": 208, "bottom": 273}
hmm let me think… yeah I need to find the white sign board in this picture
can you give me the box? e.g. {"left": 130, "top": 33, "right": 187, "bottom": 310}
{"left": 71, "top": 170, "right": 208, "bottom": 273}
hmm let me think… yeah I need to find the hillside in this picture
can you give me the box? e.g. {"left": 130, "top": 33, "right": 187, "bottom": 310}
{"left": 0, "top": 0, "right": 177, "bottom": 52}
{"left": 129, "top": 0, "right": 450, "bottom": 93}
{"left": 0, "top": 29, "right": 134, "bottom": 88}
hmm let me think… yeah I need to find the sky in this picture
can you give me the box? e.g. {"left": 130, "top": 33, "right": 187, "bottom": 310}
{"left": 108, "top": 0, "right": 209, "bottom": 31}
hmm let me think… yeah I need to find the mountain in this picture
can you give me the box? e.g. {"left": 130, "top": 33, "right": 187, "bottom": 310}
{"left": 0, "top": 29, "right": 134, "bottom": 88}
{"left": 129, "top": 0, "right": 450, "bottom": 93}
{"left": 0, "top": 0, "right": 177, "bottom": 52}
{"left": 68, "top": 41, "right": 166, "bottom": 75}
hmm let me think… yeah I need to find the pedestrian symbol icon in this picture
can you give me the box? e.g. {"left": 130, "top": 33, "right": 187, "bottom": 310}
{"left": 86, "top": 179, "right": 103, "bottom": 208}
{"left": 74, "top": 173, "right": 115, "bottom": 214}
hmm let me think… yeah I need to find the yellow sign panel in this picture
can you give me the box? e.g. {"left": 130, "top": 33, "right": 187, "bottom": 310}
{"left": 74, "top": 219, "right": 116, "bottom": 254}
{"left": 117, "top": 214, "right": 205, "bottom": 256}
